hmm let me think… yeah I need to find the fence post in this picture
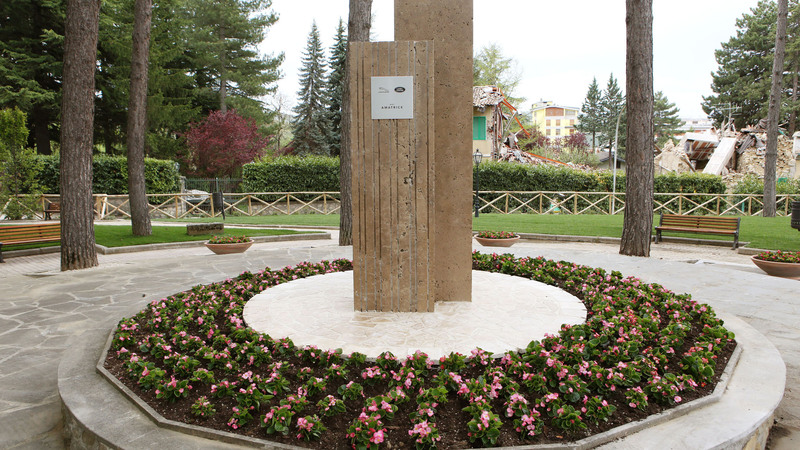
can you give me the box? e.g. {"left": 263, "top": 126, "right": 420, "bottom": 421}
{"left": 678, "top": 194, "right": 683, "bottom": 215}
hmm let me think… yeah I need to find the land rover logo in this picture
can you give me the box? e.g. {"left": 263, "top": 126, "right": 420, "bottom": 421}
{"left": 394, "top": 87, "right": 406, "bottom": 93}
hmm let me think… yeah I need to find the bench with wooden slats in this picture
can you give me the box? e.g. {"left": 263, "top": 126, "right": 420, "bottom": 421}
{"left": 44, "top": 200, "right": 60, "bottom": 220}
{"left": 654, "top": 213, "right": 740, "bottom": 249}
{"left": 0, "top": 223, "right": 61, "bottom": 262}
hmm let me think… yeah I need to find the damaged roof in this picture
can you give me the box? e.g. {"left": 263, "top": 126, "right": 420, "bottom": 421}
{"left": 473, "top": 85, "right": 505, "bottom": 109}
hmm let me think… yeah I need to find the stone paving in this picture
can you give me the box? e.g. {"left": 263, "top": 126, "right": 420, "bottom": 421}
{"left": 0, "top": 233, "right": 799, "bottom": 449}
{"left": 244, "top": 270, "right": 587, "bottom": 360}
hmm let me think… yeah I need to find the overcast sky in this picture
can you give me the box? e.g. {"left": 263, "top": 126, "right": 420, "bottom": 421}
{"left": 259, "top": 0, "right": 763, "bottom": 119}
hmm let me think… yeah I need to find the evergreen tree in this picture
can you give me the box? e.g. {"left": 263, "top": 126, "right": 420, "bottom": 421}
{"left": 0, "top": 0, "right": 65, "bottom": 154}
{"left": 292, "top": 22, "right": 331, "bottom": 156}
{"left": 600, "top": 74, "right": 626, "bottom": 159}
{"left": 473, "top": 43, "right": 525, "bottom": 105}
{"left": 327, "top": 19, "right": 348, "bottom": 156}
{"left": 188, "top": 0, "right": 283, "bottom": 115}
{"left": 577, "top": 77, "right": 602, "bottom": 148}
{"left": 701, "top": 1, "right": 791, "bottom": 128}
{"left": 653, "top": 91, "right": 681, "bottom": 146}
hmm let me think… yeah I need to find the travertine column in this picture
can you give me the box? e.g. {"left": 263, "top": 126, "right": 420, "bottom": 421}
{"left": 350, "top": 41, "right": 436, "bottom": 312}
{"left": 395, "top": 0, "right": 474, "bottom": 303}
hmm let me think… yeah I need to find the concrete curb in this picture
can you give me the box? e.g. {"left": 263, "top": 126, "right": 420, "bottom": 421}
{"left": 514, "top": 232, "right": 752, "bottom": 250}
{"left": 95, "top": 232, "right": 330, "bottom": 255}
{"left": 59, "top": 310, "right": 782, "bottom": 449}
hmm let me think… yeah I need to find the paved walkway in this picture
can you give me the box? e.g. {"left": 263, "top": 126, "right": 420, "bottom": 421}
{"left": 0, "top": 233, "right": 798, "bottom": 449}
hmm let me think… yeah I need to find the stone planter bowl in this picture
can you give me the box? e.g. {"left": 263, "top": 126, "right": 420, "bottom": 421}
{"left": 751, "top": 256, "right": 800, "bottom": 279}
{"left": 474, "top": 235, "right": 520, "bottom": 248}
{"left": 204, "top": 241, "right": 253, "bottom": 255}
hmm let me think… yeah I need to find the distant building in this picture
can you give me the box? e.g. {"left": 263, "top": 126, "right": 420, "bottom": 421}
{"left": 472, "top": 86, "right": 508, "bottom": 158}
{"left": 678, "top": 117, "right": 714, "bottom": 133}
{"left": 531, "top": 100, "right": 580, "bottom": 139}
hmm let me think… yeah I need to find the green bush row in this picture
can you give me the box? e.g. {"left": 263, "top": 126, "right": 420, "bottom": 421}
{"left": 473, "top": 162, "right": 726, "bottom": 194}
{"left": 241, "top": 156, "right": 340, "bottom": 192}
{"left": 36, "top": 155, "right": 179, "bottom": 194}
{"left": 238, "top": 157, "right": 729, "bottom": 195}
{"left": 732, "top": 174, "right": 800, "bottom": 195}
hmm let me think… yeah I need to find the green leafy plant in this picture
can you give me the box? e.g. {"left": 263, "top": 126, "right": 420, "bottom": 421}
{"left": 190, "top": 396, "right": 216, "bottom": 418}
{"left": 207, "top": 235, "right": 252, "bottom": 244}
{"left": 754, "top": 250, "right": 800, "bottom": 263}
{"left": 475, "top": 230, "right": 517, "bottom": 239}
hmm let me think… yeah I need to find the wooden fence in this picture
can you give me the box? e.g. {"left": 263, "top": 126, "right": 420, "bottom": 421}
{"left": 3, "top": 191, "right": 799, "bottom": 220}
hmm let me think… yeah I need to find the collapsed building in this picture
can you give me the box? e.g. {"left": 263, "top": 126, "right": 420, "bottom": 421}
{"left": 655, "top": 120, "right": 800, "bottom": 190}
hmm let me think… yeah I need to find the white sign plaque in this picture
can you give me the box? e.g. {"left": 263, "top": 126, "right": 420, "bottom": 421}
{"left": 371, "top": 76, "right": 414, "bottom": 120}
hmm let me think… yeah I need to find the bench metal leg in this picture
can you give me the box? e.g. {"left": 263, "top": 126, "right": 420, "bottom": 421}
{"left": 0, "top": 243, "right": 4, "bottom": 263}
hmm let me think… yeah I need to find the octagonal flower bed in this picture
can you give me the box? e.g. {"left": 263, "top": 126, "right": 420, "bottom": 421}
{"left": 103, "top": 252, "right": 736, "bottom": 449}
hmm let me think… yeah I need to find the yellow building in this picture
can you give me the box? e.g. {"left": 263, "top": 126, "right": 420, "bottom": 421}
{"left": 531, "top": 101, "right": 580, "bottom": 139}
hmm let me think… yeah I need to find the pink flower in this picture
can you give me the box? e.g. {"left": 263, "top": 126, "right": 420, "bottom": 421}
{"left": 370, "top": 429, "right": 385, "bottom": 444}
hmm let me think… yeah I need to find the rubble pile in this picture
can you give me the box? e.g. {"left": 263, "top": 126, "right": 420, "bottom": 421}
{"left": 498, "top": 149, "right": 593, "bottom": 171}
{"left": 662, "top": 121, "right": 799, "bottom": 191}
{"left": 734, "top": 134, "right": 795, "bottom": 178}
{"left": 655, "top": 141, "right": 694, "bottom": 173}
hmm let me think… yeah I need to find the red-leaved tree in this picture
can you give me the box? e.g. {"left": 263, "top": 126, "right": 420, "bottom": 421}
{"left": 183, "top": 110, "right": 269, "bottom": 177}
{"left": 564, "top": 132, "right": 589, "bottom": 150}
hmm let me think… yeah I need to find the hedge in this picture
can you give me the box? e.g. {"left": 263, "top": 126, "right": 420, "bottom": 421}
{"left": 241, "top": 156, "right": 340, "bottom": 192}
{"left": 238, "top": 157, "right": 728, "bottom": 197}
{"left": 35, "top": 155, "right": 179, "bottom": 195}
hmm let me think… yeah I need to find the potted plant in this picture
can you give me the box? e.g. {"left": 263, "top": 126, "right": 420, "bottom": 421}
{"left": 474, "top": 230, "right": 520, "bottom": 247}
{"left": 204, "top": 235, "right": 253, "bottom": 255}
{"left": 751, "top": 250, "right": 800, "bottom": 279}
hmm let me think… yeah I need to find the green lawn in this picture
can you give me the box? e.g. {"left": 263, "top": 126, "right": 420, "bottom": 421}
{"left": 0, "top": 224, "right": 315, "bottom": 251}
{"left": 174, "top": 213, "right": 800, "bottom": 251}
{"left": 167, "top": 215, "right": 341, "bottom": 227}
{"left": 5, "top": 214, "right": 798, "bottom": 252}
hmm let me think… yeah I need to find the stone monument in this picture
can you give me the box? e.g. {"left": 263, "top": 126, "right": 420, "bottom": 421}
{"left": 349, "top": 0, "right": 473, "bottom": 312}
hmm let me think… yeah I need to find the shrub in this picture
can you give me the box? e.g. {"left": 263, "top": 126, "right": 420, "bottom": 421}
{"left": 0, "top": 108, "right": 42, "bottom": 219}
{"left": 241, "top": 156, "right": 340, "bottom": 192}
{"left": 733, "top": 174, "right": 800, "bottom": 195}
{"left": 34, "top": 155, "right": 179, "bottom": 194}
{"left": 182, "top": 110, "right": 270, "bottom": 178}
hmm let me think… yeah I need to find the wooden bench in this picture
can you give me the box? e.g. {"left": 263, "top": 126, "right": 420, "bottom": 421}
{"left": 44, "top": 200, "right": 60, "bottom": 220}
{"left": 654, "top": 213, "right": 741, "bottom": 249}
{"left": 0, "top": 223, "right": 61, "bottom": 262}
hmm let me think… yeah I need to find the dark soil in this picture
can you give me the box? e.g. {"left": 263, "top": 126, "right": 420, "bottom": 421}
{"left": 104, "top": 314, "right": 736, "bottom": 448}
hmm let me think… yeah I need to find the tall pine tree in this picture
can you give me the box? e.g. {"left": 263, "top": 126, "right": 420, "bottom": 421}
{"left": 577, "top": 77, "right": 602, "bottom": 149}
{"left": 653, "top": 91, "right": 681, "bottom": 145}
{"left": 292, "top": 22, "right": 331, "bottom": 156}
{"left": 188, "top": 0, "right": 283, "bottom": 115}
{"left": 0, "top": 0, "right": 65, "bottom": 155}
{"left": 600, "top": 74, "right": 626, "bottom": 166}
{"left": 327, "top": 19, "right": 347, "bottom": 156}
{"left": 701, "top": 1, "right": 784, "bottom": 128}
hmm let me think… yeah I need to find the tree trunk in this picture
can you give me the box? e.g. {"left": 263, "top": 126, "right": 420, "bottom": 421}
{"left": 127, "top": 0, "right": 153, "bottom": 236}
{"left": 339, "top": 0, "right": 372, "bottom": 246}
{"left": 32, "top": 104, "right": 51, "bottom": 155}
{"left": 220, "top": 28, "right": 228, "bottom": 113}
{"left": 60, "top": 0, "right": 100, "bottom": 271}
{"left": 620, "top": 0, "right": 654, "bottom": 257}
{"left": 789, "top": 58, "right": 798, "bottom": 136}
{"left": 764, "top": 0, "right": 788, "bottom": 218}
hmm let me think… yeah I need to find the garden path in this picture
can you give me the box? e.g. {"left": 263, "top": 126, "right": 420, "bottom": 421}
{"left": 0, "top": 234, "right": 797, "bottom": 449}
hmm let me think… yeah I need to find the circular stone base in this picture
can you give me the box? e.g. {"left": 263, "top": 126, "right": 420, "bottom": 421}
{"left": 243, "top": 270, "right": 587, "bottom": 360}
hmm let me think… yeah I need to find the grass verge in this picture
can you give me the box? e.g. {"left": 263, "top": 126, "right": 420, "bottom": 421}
{"left": 0, "top": 224, "right": 316, "bottom": 251}
{"left": 174, "top": 213, "right": 799, "bottom": 251}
